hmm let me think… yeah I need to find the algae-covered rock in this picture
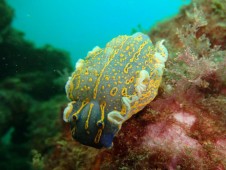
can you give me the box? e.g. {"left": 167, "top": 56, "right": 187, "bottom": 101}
{"left": 0, "top": 89, "right": 34, "bottom": 170}
{"left": 28, "top": 95, "right": 68, "bottom": 152}
{"left": 0, "top": 0, "right": 13, "bottom": 41}
{"left": 0, "top": 0, "right": 73, "bottom": 169}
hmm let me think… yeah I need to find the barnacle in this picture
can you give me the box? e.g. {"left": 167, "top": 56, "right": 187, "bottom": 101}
{"left": 63, "top": 32, "right": 168, "bottom": 148}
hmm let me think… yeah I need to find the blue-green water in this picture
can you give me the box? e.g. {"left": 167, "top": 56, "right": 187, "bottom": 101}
{"left": 7, "top": 0, "right": 190, "bottom": 63}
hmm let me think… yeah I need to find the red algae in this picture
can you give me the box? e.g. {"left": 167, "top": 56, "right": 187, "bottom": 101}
{"left": 97, "top": 96, "right": 225, "bottom": 169}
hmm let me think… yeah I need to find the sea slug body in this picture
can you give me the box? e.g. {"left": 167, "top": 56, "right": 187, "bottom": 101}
{"left": 63, "top": 32, "right": 168, "bottom": 148}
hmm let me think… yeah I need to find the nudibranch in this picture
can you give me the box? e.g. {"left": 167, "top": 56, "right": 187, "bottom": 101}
{"left": 63, "top": 32, "right": 168, "bottom": 148}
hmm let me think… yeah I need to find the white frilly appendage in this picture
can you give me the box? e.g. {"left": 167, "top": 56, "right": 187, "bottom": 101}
{"left": 75, "top": 59, "right": 84, "bottom": 70}
{"left": 135, "top": 70, "right": 150, "bottom": 97}
{"left": 63, "top": 102, "right": 74, "bottom": 122}
{"left": 155, "top": 40, "right": 168, "bottom": 63}
{"left": 87, "top": 46, "right": 101, "bottom": 55}
{"left": 107, "top": 111, "right": 125, "bottom": 128}
{"left": 154, "top": 40, "right": 168, "bottom": 76}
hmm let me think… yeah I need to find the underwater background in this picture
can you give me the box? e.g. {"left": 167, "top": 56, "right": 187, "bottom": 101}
{"left": 0, "top": 0, "right": 226, "bottom": 170}
{"left": 7, "top": 0, "right": 190, "bottom": 63}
